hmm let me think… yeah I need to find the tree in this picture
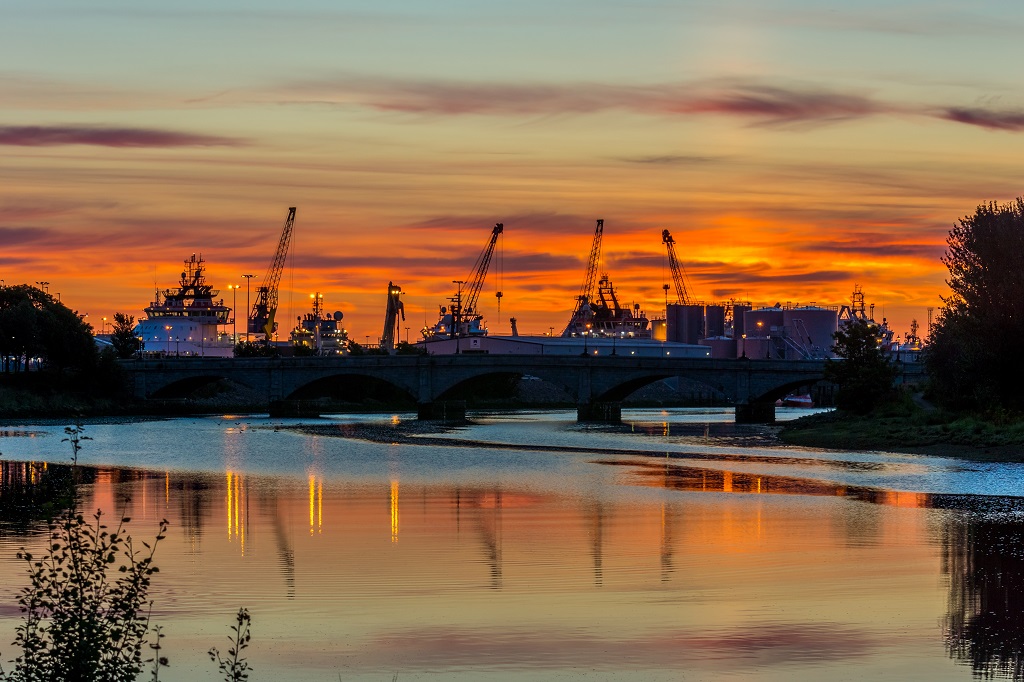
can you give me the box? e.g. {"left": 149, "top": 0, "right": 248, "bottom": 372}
{"left": 824, "top": 318, "right": 897, "bottom": 414}
{"left": 0, "top": 284, "right": 96, "bottom": 373}
{"left": 927, "top": 199, "right": 1024, "bottom": 410}
{"left": 109, "top": 313, "right": 140, "bottom": 359}
{"left": 233, "top": 340, "right": 276, "bottom": 357}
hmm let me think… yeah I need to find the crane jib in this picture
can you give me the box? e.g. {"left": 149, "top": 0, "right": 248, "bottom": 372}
{"left": 249, "top": 207, "right": 296, "bottom": 340}
{"left": 461, "top": 222, "right": 503, "bottom": 315}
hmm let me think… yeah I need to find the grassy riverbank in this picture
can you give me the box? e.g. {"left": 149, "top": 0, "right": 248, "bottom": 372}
{"left": 779, "top": 400, "right": 1024, "bottom": 461}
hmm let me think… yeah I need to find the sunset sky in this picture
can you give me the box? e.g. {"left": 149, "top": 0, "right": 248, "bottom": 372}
{"left": 4, "top": 0, "right": 1024, "bottom": 341}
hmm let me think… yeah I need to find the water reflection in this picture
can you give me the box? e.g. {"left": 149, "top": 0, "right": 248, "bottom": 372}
{"left": 945, "top": 516, "right": 1024, "bottom": 680}
{"left": 605, "top": 458, "right": 932, "bottom": 508}
{"left": 390, "top": 479, "right": 399, "bottom": 542}
{"left": 226, "top": 471, "right": 248, "bottom": 553}
{"left": 2, "top": 455, "right": 1023, "bottom": 680}
{"left": 0, "top": 461, "right": 88, "bottom": 530}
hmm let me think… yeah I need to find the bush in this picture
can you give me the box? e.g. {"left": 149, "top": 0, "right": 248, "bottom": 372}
{"left": 2, "top": 510, "right": 167, "bottom": 681}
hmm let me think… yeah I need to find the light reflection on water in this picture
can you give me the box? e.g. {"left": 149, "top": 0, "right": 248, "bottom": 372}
{"left": 0, "top": 409, "right": 1022, "bottom": 680}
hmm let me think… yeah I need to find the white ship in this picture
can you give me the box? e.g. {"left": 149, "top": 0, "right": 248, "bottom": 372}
{"left": 136, "top": 254, "right": 235, "bottom": 357}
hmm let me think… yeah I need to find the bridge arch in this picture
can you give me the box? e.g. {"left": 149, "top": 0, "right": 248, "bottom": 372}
{"left": 749, "top": 376, "right": 828, "bottom": 404}
{"left": 284, "top": 371, "right": 418, "bottom": 405}
{"left": 148, "top": 374, "right": 257, "bottom": 400}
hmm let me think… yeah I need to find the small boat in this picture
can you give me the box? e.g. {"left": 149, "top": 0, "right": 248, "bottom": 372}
{"left": 780, "top": 393, "right": 814, "bottom": 408}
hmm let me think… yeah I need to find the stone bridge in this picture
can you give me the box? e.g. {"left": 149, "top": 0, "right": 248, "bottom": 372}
{"left": 120, "top": 354, "right": 914, "bottom": 423}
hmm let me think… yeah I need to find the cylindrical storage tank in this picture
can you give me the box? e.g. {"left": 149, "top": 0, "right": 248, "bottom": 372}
{"left": 743, "top": 308, "right": 784, "bottom": 338}
{"left": 680, "top": 304, "right": 704, "bottom": 344}
{"left": 705, "top": 305, "right": 725, "bottom": 338}
{"left": 783, "top": 307, "right": 839, "bottom": 358}
{"left": 699, "top": 336, "right": 737, "bottom": 359}
{"left": 732, "top": 305, "right": 751, "bottom": 337}
{"left": 666, "top": 304, "right": 704, "bottom": 343}
{"left": 666, "top": 304, "right": 682, "bottom": 342}
{"left": 738, "top": 336, "right": 771, "bottom": 359}
{"left": 650, "top": 318, "right": 667, "bottom": 341}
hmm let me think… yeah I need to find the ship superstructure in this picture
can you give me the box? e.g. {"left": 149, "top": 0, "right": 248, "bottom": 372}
{"left": 290, "top": 292, "right": 348, "bottom": 355}
{"left": 562, "top": 275, "right": 651, "bottom": 338}
{"left": 561, "top": 220, "right": 651, "bottom": 339}
{"left": 137, "top": 254, "right": 234, "bottom": 357}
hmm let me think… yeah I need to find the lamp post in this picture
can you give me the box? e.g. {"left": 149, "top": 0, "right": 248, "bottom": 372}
{"left": 35, "top": 281, "right": 49, "bottom": 295}
{"left": 242, "top": 274, "right": 255, "bottom": 342}
{"left": 164, "top": 325, "right": 172, "bottom": 356}
{"left": 405, "top": 327, "right": 410, "bottom": 344}
{"left": 228, "top": 284, "right": 238, "bottom": 343}
{"left": 102, "top": 317, "right": 107, "bottom": 335}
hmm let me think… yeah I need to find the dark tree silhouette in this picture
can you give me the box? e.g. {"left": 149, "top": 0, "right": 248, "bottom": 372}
{"left": 0, "top": 284, "right": 96, "bottom": 373}
{"left": 927, "top": 199, "right": 1024, "bottom": 410}
{"left": 109, "top": 312, "right": 141, "bottom": 359}
{"left": 825, "top": 318, "right": 897, "bottom": 414}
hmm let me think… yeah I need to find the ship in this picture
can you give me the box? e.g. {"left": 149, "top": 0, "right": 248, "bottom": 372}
{"left": 562, "top": 275, "right": 651, "bottom": 338}
{"left": 289, "top": 292, "right": 348, "bottom": 355}
{"left": 136, "top": 254, "right": 235, "bottom": 357}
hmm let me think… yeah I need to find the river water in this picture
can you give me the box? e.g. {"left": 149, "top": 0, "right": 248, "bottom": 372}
{"left": 0, "top": 407, "right": 1023, "bottom": 681}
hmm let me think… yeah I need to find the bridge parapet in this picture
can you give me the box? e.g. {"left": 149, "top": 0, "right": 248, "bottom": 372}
{"left": 120, "top": 354, "right": 855, "bottom": 422}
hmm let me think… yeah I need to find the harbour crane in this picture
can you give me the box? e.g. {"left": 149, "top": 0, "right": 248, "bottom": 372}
{"left": 562, "top": 219, "right": 603, "bottom": 336}
{"left": 249, "top": 207, "right": 296, "bottom": 341}
{"left": 380, "top": 281, "right": 405, "bottom": 352}
{"left": 426, "top": 222, "right": 503, "bottom": 339}
{"left": 461, "top": 222, "right": 503, "bottom": 322}
{"left": 662, "top": 229, "right": 693, "bottom": 306}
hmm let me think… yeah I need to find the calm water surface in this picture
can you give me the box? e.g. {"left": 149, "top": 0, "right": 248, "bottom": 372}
{"left": 1, "top": 408, "right": 1023, "bottom": 681}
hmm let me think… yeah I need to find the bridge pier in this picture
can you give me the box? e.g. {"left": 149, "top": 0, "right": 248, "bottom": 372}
{"left": 735, "top": 402, "right": 775, "bottom": 424}
{"left": 577, "top": 401, "right": 622, "bottom": 423}
{"left": 417, "top": 400, "right": 467, "bottom": 422}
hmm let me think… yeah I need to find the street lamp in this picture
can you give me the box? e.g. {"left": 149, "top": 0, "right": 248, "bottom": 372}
{"left": 227, "top": 284, "right": 238, "bottom": 343}
{"left": 164, "top": 325, "right": 172, "bottom": 356}
{"left": 102, "top": 317, "right": 107, "bottom": 335}
{"left": 242, "top": 274, "right": 255, "bottom": 342}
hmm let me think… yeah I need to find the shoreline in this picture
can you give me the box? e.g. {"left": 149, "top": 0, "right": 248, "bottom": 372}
{"left": 778, "top": 410, "right": 1024, "bottom": 462}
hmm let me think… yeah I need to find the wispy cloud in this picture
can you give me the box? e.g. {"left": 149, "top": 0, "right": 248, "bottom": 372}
{"left": 275, "top": 75, "right": 1024, "bottom": 133}
{"left": 0, "top": 125, "right": 244, "bottom": 148}
{"left": 279, "top": 76, "right": 883, "bottom": 126}
{"left": 620, "top": 154, "right": 720, "bottom": 165}
{"left": 659, "top": 85, "right": 880, "bottom": 124}
{"left": 939, "top": 106, "right": 1024, "bottom": 131}
{"left": 793, "top": 237, "right": 945, "bottom": 261}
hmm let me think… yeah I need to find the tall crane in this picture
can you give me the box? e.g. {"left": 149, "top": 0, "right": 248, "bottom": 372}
{"left": 562, "top": 219, "right": 603, "bottom": 335}
{"left": 662, "top": 229, "right": 693, "bottom": 306}
{"left": 249, "top": 207, "right": 296, "bottom": 341}
{"left": 461, "top": 222, "right": 503, "bottom": 320}
{"left": 380, "top": 281, "right": 405, "bottom": 352}
{"left": 426, "top": 222, "right": 503, "bottom": 339}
